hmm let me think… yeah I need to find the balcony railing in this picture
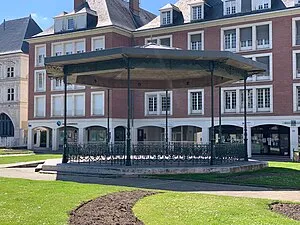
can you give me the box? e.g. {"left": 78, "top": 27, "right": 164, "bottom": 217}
{"left": 257, "top": 39, "right": 270, "bottom": 49}
{"left": 67, "top": 142, "right": 245, "bottom": 166}
{"left": 240, "top": 40, "right": 252, "bottom": 51}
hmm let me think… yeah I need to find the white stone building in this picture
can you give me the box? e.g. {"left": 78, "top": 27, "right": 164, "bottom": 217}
{"left": 0, "top": 17, "right": 42, "bottom": 147}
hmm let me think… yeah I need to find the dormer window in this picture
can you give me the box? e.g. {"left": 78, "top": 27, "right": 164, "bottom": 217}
{"left": 252, "top": 0, "right": 271, "bottom": 11}
{"left": 224, "top": 0, "right": 240, "bottom": 15}
{"left": 162, "top": 11, "right": 172, "bottom": 25}
{"left": 67, "top": 18, "right": 75, "bottom": 30}
{"left": 191, "top": 5, "right": 203, "bottom": 21}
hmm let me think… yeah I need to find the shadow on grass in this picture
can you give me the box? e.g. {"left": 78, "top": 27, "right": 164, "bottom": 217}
{"left": 54, "top": 166, "right": 300, "bottom": 192}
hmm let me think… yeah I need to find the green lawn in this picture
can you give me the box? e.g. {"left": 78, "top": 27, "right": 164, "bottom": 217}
{"left": 0, "top": 149, "right": 33, "bottom": 155}
{"left": 134, "top": 192, "right": 300, "bottom": 225}
{"left": 0, "top": 178, "right": 299, "bottom": 225}
{"left": 152, "top": 162, "right": 300, "bottom": 189}
{"left": 0, "top": 154, "right": 62, "bottom": 165}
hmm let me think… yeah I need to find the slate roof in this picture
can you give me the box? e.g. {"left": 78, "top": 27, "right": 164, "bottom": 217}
{"left": 35, "top": 0, "right": 156, "bottom": 37}
{"left": 137, "top": 0, "right": 292, "bottom": 31}
{"left": 0, "top": 16, "right": 42, "bottom": 54}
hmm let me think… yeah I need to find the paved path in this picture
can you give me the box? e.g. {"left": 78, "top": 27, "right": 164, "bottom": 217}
{"left": 0, "top": 164, "right": 300, "bottom": 202}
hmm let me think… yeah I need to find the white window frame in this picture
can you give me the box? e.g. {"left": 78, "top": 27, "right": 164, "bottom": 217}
{"left": 293, "top": 83, "right": 300, "bottom": 112}
{"left": 34, "top": 70, "right": 46, "bottom": 92}
{"left": 91, "top": 36, "right": 105, "bottom": 51}
{"left": 244, "top": 53, "right": 273, "bottom": 81}
{"left": 293, "top": 50, "right": 300, "bottom": 79}
{"left": 221, "top": 21, "right": 272, "bottom": 53}
{"left": 51, "top": 39, "right": 86, "bottom": 56}
{"left": 51, "top": 93, "right": 85, "bottom": 117}
{"left": 190, "top": 3, "right": 204, "bottom": 21}
{"left": 7, "top": 66, "right": 15, "bottom": 78}
{"left": 7, "top": 88, "right": 15, "bottom": 102}
{"left": 223, "top": 0, "right": 240, "bottom": 15}
{"left": 240, "top": 89, "right": 254, "bottom": 112}
{"left": 188, "top": 31, "right": 204, "bottom": 50}
{"left": 144, "top": 91, "right": 173, "bottom": 116}
{"left": 91, "top": 91, "right": 105, "bottom": 116}
{"left": 67, "top": 18, "right": 75, "bottom": 30}
{"left": 145, "top": 35, "right": 173, "bottom": 47}
{"left": 221, "top": 85, "right": 273, "bottom": 114}
{"left": 161, "top": 10, "right": 172, "bottom": 25}
{"left": 224, "top": 90, "right": 237, "bottom": 113}
{"left": 188, "top": 89, "right": 204, "bottom": 115}
{"left": 252, "top": 0, "right": 271, "bottom": 11}
{"left": 292, "top": 17, "right": 300, "bottom": 46}
{"left": 51, "top": 79, "right": 85, "bottom": 91}
{"left": 34, "top": 95, "right": 46, "bottom": 118}
{"left": 35, "top": 44, "right": 46, "bottom": 67}
{"left": 256, "top": 87, "right": 271, "bottom": 112}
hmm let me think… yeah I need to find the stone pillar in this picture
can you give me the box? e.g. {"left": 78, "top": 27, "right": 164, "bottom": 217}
{"left": 168, "top": 127, "right": 172, "bottom": 143}
{"left": 202, "top": 127, "right": 210, "bottom": 144}
{"left": 52, "top": 128, "right": 59, "bottom": 151}
{"left": 131, "top": 127, "right": 138, "bottom": 144}
{"left": 290, "top": 127, "right": 298, "bottom": 160}
{"left": 36, "top": 130, "right": 41, "bottom": 147}
{"left": 247, "top": 127, "right": 252, "bottom": 158}
{"left": 78, "top": 128, "right": 84, "bottom": 144}
{"left": 27, "top": 127, "right": 33, "bottom": 150}
{"left": 46, "top": 130, "right": 50, "bottom": 148}
{"left": 110, "top": 126, "right": 115, "bottom": 144}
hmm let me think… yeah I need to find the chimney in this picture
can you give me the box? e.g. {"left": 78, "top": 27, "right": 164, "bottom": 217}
{"left": 129, "top": 0, "right": 140, "bottom": 16}
{"left": 74, "top": 0, "right": 86, "bottom": 10}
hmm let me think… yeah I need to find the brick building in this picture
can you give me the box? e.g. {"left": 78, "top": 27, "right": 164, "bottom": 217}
{"left": 27, "top": 0, "right": 300, "bottom": 158}
{"left": 0, "top": 17, "right": 42, "bottom": 147}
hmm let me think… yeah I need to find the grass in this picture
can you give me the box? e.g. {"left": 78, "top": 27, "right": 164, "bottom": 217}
{"left": 1, "top": 178, "right": 299, "bottom": 225}
{"left": 0, "top": 149, "right": 33, "bottom": 155}
{"left": 152, "top": 162, "right": 300, "bottom": 189}
{"left": 0, "top": 154, "right": 62, "bottom": 165}
{"left": 0, "top": 178, "right": 130, "bottom": 225}
{"left": 134, "top": 192, "right": 300, "bottom": 225}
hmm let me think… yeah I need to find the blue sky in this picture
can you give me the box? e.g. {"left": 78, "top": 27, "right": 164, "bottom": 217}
{"left": 0, "top": 0, "right": 177, "bottom": 30}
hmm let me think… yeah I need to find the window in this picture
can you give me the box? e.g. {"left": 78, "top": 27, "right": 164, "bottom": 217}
{"left": 240, "top": 89, "right": 253, "bottom": 112}
{"left": 295, "top": 20, "right": 300, "bottom": 46}
{"left": 51, "top": 94, "right": 85, "bottom": 117}
{"left": 224, "top": 90, "right": 237, "bottom": 112}
{"left": 256, "top": 56, "right": 270, "bottom": 79}
{"left": 0, "top": 113, "right": 14, "bottom": 137}
{"left": 161, "top": 95, "right": 171, "bottom": 114}
{"left": 67, "top": 18, "right": 75, "bottom": 30}
{"left": 256, "top": 25, "right": 270, "bottom": 49}
{"left": 240, "top": 27, "right": 252, "bottom": 51}
{"left": 148, "top": 95, "right": 158, "bottom": 115}
{"left": 252, "top": 0, "right": 271, "bottom": 10}
{"left": 224, "top": 29, "right": 237, "bottom": 51}
{"left": 52, "top": 78, "right": 64, "bottom": 91}
{"left": 145, "top": 92, "right": 172, "bottom": 116}
{"left": 189, "top": 32, "right": 203, "bottom": 50}
{"left": 91, "top": 92, "right": 105, "bottom": 116}
{"left": 296, "top": 87, "right": 300, "bottom": 111}
{"left": 224, "top": 0, "right": 237, "bottom": 15}
{"left": 146, "top": 36, "right": 172, "bottom": 47}
{"left": 35, "top": 45, "right": 46, "bottom": 66}
{"left": 53, "top": 43, "right": 63, "bottom": 56}
{"left": 257, "top": 88, "right": 270, "bottom": 111}
{"left": 92, "top": 37, "right": 105, "bottom": 51}
{"left": 7, "top": 88, "right": 15, "bottom": 101}
{"left": 189, "top": 90, "right": 204, "bottom": 114}
{"left": 34, "top": 70, "right": 46, "bottom": 92}
{"left": 293, "top": 51, "right": 300, "bottom": 79}
{"left": 162, "top": 11, "right": 171, "bottom": 25}
{"left": 75, "top": 41, "right": 85, "bottom": 54}
{"left": 65, "top": 42, "right": 73, "bottom": 55}
{"left": 34, "top": 96, "right": 45, "bottom": 118}
{"left": 52, "top": 95, "right": 64, "bottom": 117}
{"left": 7, "top": 67, "right": 14, "bottom": 78}
{"left": 191, "top": 5, "right": 203, "bottom": 20}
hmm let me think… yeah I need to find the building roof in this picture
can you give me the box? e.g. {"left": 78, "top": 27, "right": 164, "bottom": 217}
{"left": 45, "top": 47, "right": 266, "bottom": 89}
{"left": 137, "top": 0, "right": 289, "bottom": 31}
{"left": 35, "top": 0, "right": 156, "bottom": 37}
{"left": 0, "top": 16, "right": 42, "bottom": 55}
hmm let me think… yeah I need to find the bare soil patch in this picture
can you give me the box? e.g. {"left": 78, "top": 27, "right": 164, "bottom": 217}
{"left": 69, "top": 190, "right": 156, "bottom": 225}
{"left": 270, "top": 203, "right": 300, "bottom": 221}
